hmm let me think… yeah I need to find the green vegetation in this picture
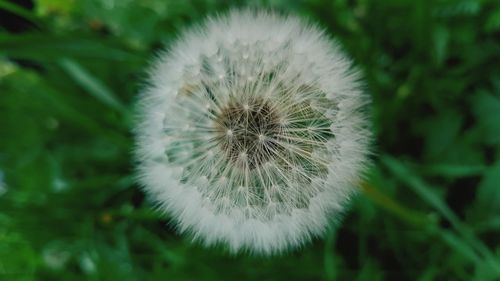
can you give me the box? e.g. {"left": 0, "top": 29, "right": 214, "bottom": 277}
{"left": 1, "top": 0, "right": 499, "bottom": 280}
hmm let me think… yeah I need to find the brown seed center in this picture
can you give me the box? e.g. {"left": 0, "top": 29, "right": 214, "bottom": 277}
{"left": 214, "top": 99, "right": 282, "bottom": 169}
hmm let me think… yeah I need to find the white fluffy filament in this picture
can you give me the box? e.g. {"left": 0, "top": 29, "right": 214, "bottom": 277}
{"left": 135, "top": 10, "right": 371, "bottom": 255}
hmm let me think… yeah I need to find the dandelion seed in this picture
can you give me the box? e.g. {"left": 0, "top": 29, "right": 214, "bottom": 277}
{"left": 134, "top": 10, "right": 371, "bottom": 255}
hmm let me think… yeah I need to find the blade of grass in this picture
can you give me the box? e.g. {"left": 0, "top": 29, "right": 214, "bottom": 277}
{"left": 4, "top": 69, "right": 129, "bottom": 147}
{"left": 473, "top": 218, "right": 500, "bottom": 233}
{"left": 421, "top": 164, "right": 487, "bottom": 177}
{"left": 437, "top": 229, "right": 482, "bottom": 265}
{"left": 58, "top": 58, "right": 129, "bottom": 116}
{"left": 323, "top": 227, "right": 337, "bottom": 281}
{"left": 360, "top": 181, "right": 434, "bottom": 227}
{"left": 0, "top": 0, "right": 42, "bottom": 27}
{"left": 134, "top": 227, "right": 185, "bottom": 267}
{"left": 0, "top": 33, "right": 141, "bottom": 62}
{"left": 381, "top": 155, "right": 500, "bottom": 275}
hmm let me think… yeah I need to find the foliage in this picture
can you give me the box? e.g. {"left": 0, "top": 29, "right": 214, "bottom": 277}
{"left": 0, "top": 0, "right": 499, "bottom": 280}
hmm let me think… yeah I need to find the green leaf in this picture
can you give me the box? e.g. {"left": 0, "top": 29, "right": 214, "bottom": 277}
{"left": 438, "top": 229, "right": 481, "bottom": 265}
{"left": 422, "top": 164, "right": 487, "bottom": 177}
{"left": 0, "top": 229, "right": 37, "bottom": 279}
{"left": 0, "top": 33, "right": 140, "bottom": 62}
{"left": 34, "top": 0, "right": 76, "bottom": 17}
{"left": 0, "top": 0, "right": 41, "bottom": 26}
{"left": 472, "top": 91, "right": 500, "bottom": 144}
{"left": 419, "top": 110, "right": 462, "bottom": 160}
{"left": 58, "top": 58, "right": 129, "bottom": 114}
{"left": 475, "top": 163, "right": 500, "bottom": 214}
{"left": 381, "top": 155, "right": 500, "bottom": 275}
{"left": 485, "top": 8, "right": 500, "bottom": 33}
{"left": 432, "top": 25, "right": 449, "bottom": 67}
{"left": 323, "top": 227, "right": 337, "bottom": 281}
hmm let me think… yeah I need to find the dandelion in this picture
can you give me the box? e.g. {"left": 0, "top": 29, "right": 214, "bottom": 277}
{"left": 134, "top": 10, "right": 371, "bottom": 255}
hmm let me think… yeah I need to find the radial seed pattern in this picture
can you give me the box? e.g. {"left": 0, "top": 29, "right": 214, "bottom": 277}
{"left": 135, "top": 10, "right": 371, "bottom": 254}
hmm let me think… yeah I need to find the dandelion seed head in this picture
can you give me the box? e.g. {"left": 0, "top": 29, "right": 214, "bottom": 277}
{"left": 135, "top": 10, "right": 371, "bottom": 255}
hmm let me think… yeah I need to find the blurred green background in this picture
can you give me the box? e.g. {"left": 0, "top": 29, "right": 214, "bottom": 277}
{"left": 1, "top": 0, "right": 499, "bottom": 280}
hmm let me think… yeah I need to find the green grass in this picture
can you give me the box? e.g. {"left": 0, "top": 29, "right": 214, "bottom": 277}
{"left": 1, "top": 0, "right": 500, "bottom": 280}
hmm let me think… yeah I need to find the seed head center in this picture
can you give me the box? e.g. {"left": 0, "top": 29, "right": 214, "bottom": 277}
{"left": 215, "top": 99, "right": 282, "bottom": 169}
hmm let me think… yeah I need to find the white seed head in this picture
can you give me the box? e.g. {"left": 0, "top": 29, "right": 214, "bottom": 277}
{"left": 134, "top": 10, "right": 371, "bottom": 255}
